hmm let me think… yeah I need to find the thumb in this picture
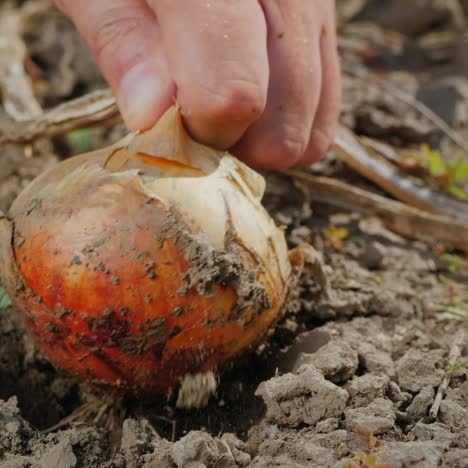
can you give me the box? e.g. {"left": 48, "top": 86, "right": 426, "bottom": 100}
{"left": 56, "top": 0, "right": 175, "bottom": 131}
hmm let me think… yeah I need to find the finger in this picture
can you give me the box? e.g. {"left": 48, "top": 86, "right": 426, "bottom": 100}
{"left": 233, "top": 0, "right": 322, "bottom": 170}
{"left": 56, "top": 0, "right": 175, "bottom": 131}
{"left": 147, "top": 0, "right": 269, "bottom": 149}
{"left": 301, "top": 7, "right": 341, "bottom": 165}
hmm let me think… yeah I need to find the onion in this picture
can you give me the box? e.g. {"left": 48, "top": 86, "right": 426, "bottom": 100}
{"left": 0, "top": 106, "right": 298, "bottom": 394}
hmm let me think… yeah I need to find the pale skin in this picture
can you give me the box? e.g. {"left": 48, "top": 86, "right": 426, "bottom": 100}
{"left": 55, "top": 0, "right": 341, "bottom": 170}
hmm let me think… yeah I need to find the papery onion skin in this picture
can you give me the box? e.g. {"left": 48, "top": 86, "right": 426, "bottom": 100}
{"left": 0, "top": 107, "right": 295, "bottom": 394}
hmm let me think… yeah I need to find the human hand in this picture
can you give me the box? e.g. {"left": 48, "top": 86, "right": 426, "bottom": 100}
{"left": 56, "top": 0, "right": 340, "bottom": 169}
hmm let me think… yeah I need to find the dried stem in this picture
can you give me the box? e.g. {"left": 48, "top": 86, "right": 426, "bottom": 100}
{"left": 0, "top": 0, "right": 52, "bottom": 122}
{"left": 429, "top": 329, "right": 466, "bottom": 420}
{"left": 333, "top": 127, "right": 468, "bottom": 223}
{"left": 285, "top": 169, "right": 468, "bottom": 253}
{"left": 0, "top": 89, "right": 119, "bottom": 144}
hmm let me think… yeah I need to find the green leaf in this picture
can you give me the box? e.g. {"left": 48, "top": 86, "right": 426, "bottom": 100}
{"left": 0, "top": 287, "right": 11, "bottom": 309}
{"left": 67, "top": 129, "right": 93, "bottom": 154}
{"left": 447, "top": 183, "right": 467, "bottom": 200}
{"left": 452, "top": 296, "right": 463, "bottom": 306}
{"left": 445, "top": 360, "right": 468, "bottom": 372}
{"left": 441, "top": 253, "right": 468, "bottom": 271}
{"left": 450, "top": 156, "right": 468, "bottom": 182}
{"left": 436, "top": 304, "right": 468, "bottom": 318}
{"left": 421, "top": 144, "right": 446, "bottom": 177}
{"left": 374, "top": 275, "right": 383, "bottom": 286}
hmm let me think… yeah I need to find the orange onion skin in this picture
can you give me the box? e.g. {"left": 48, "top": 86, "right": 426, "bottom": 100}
{"left": 2, "top": 159, "right": 288, "bottom": 394}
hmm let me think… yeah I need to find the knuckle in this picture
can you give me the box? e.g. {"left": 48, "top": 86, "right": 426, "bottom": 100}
{"left": 91, "top": 13, "right": 144, "bottom": 63}
{"left": 266, "top": 128, "right": 309, "bottom": 170}
{"left": 307, "top": 127, "right": 333, "bottom": 162}
{"left": 201, "top": 78, "right": 267, "bottom": 125}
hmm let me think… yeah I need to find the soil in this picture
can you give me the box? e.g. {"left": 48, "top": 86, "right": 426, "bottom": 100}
{"left": 1, "top": 1, "right": 468, "bottom": 467}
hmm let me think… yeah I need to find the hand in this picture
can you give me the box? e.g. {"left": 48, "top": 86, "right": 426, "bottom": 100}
{"left": 56, "top": 0, "right": 340, "bottom": 169}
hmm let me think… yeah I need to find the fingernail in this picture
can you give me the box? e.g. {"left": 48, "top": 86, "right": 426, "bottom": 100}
{"left": 119, "top": 61, "right": 165, "bottom": 132}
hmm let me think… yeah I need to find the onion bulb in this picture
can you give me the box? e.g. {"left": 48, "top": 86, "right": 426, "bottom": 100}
{"left": 0, "top": 106, "right": 299, "bottom": 394}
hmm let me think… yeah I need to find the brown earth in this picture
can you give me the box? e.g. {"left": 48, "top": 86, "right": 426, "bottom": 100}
{"left": 0, "top": 1, "right": 467, "bottom": 467}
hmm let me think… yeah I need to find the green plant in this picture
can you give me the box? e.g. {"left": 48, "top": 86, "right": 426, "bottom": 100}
{"left": 345, "top": 452, "right": 388, "bottom": 468}
{"left": 420, "top": 144, "right": 468, "bottom": 199}
{"left": 436, "top": 303, "right": 468, "bottom": 319}
{"left": 323, "top": 224, "right": 349, "bottom": 249}
{"left": 440, "top": 253, "right": 468, "bottom": 272}
{"left": 345, "top": 425, "right": 388, "bottom": 468}
{"left": 0, "top": 287, "right": 11, "bottom": 309}
{"left": 66, "top": 128, "right": 93, "bottom": 154}
{"left": 445, "top": 360, "right": 468, "bottom": 372}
